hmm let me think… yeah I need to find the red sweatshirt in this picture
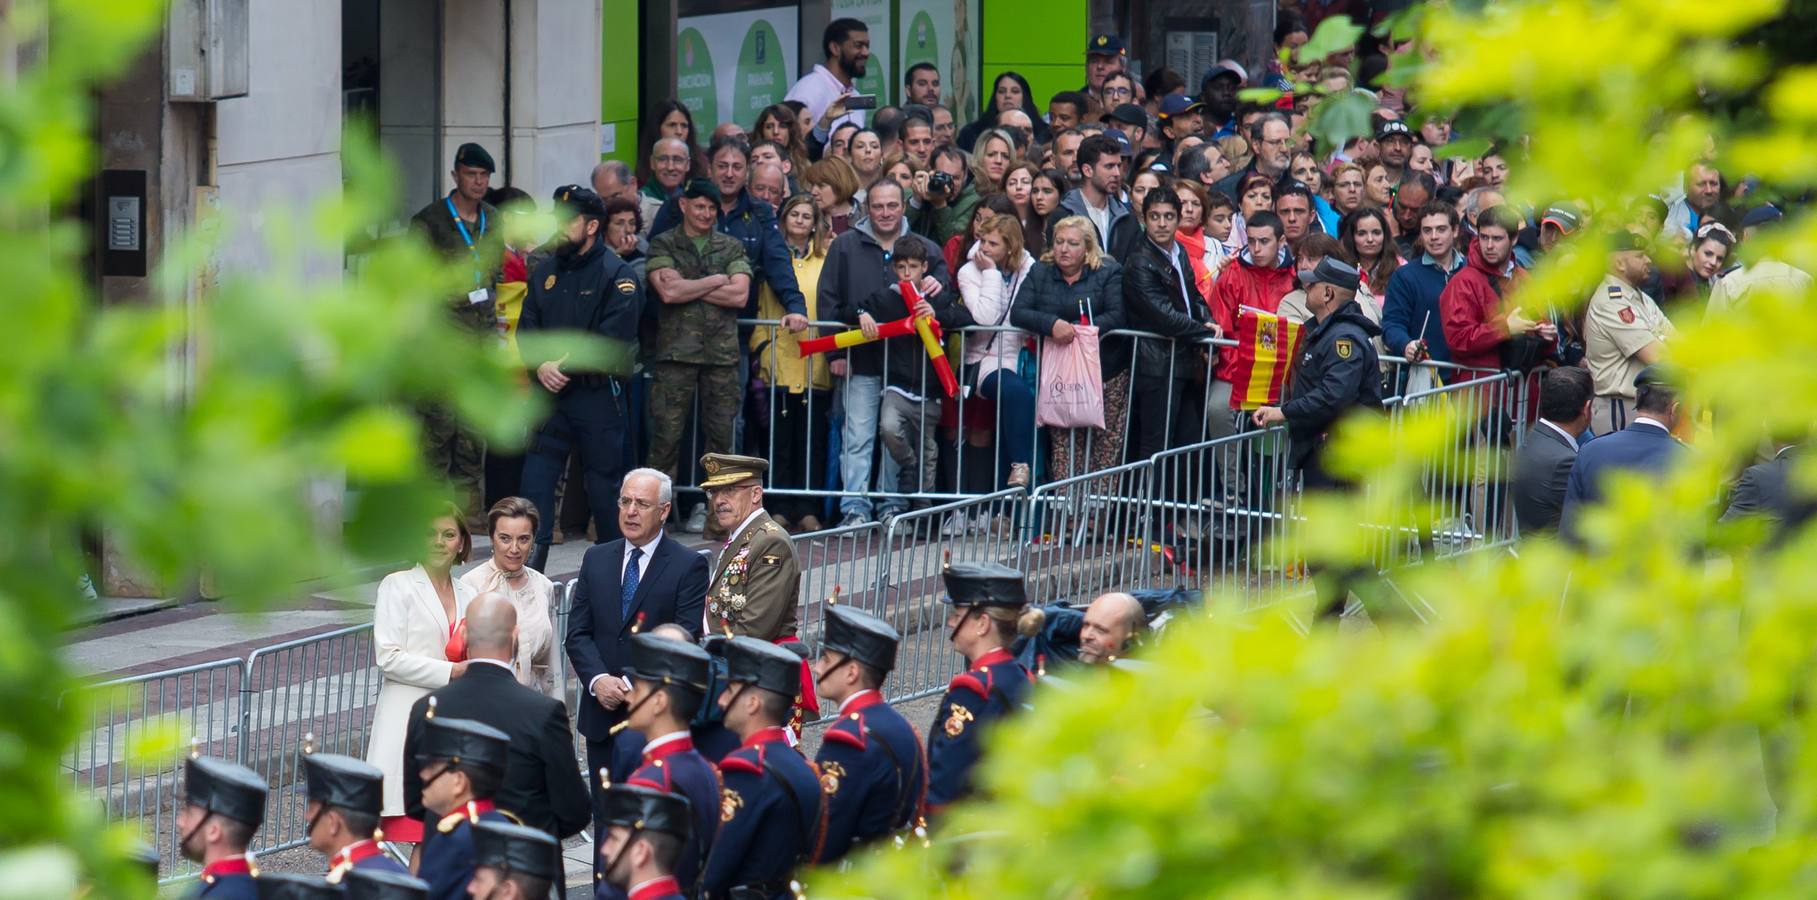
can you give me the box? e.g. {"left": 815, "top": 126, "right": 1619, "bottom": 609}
{"left": 1208, "top": 253, "right": 1297, "bottom": 382}
{"left": 1439, "top": 238, "right": 1526, "bottom": 372}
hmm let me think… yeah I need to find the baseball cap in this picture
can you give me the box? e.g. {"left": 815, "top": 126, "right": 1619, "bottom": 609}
{"left": 1103, "top": 129, "right": 1134, "bottom": 156}
{"left": 1086, "top": 33, "right": 1127, "bottom": 56}
{"left": 1158, "top": 94, "right": 1205, "bottom": 118}
{"left": 1101, "top": 103, "right": 1147, "bottom": 128}
{"left": 1302, "top": 257, "right": 1362, "bottom": 293}
{"left": 1540, "top": 203, "right": 1582, "bottom": 234}
{"left": 1376, "top": 119, "right": 1413, "bottom": 141}
{"left": 1201, "top": 60, "right": 1249, "bottom": 90}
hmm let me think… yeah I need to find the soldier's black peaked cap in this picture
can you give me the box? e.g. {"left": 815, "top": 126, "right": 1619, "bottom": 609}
{"left": 303, "top": 753, "right": 384, "bottom": 817}
{"left": 721, "top": 636, "right": 801, "bottom": 696}
{"left": 185, "top": 755, "right": 268, "bottom": 826}
{"left": 625, "top": 633, "right": 713, "bottom": 692}
{"left": 412, "top": 717, "right": 509, "bottom": 774}
{"left": 823, "top": 605, "right": 900, "bottom": 674}
{"left": 255, "top": 872, "right": 343, "bottom": 899}
{"left": 472, "top": 819, "right": 561, "bottom": 881}
{"left": 941, "top": 561, "right": 1028, "bottom": 609}
{"left": 341, "top": 867, "right": 428, "bottom": 900}
{"left": 601, "top": 783, "right": 693, "bottom": 840}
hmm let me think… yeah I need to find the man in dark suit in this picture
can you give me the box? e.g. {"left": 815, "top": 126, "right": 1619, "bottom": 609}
{"left": 1723, "top": 444, "right": 1813, "bottom": 542}
{"left": 402, "top": 593, "right": 590, "bottom": 843}
{"left": 1561, "top": 367, "right": 1684, "bottom": 542}
{"left": 1513, "top": 367, "right": 1593, "bottom": 535}
{"left": 563, "top": 468, "right": 709, "bottom": 872}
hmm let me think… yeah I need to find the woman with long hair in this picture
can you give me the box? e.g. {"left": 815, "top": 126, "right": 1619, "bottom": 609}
{"left": 1230, "top": 172, "right": 1275, "bottom": 250}
{"left": 750, "top": 193, "right": 834, "bottom": 532}
{"left": 956, "top": 214, "right": 1039, "bottom": 518}
{"left": 1128, "top": 168, "right": 1166, "bottom": 218}
{"left": 1339, "top": 206, "right": 1400, "bottom": 309}
{"left": 848, "top": 128, "right": 887, "bottom": 195}
{"left": 754, "top": 103, "right": 812, "bottom": 177}
{"left": 635, "top": 99, "right": 703, "bottom": 188}
{"left": 957, "top": 71, "right": 1048, "bottom": 151}
{"left": 944, "top": 193, "right": 1017, "bottom": 274}
{"left": 1002, "top": 161, "right": 1045, "bottom": 258}
{"left": 969, "top": 129, "right": 1019, "bottom": 196}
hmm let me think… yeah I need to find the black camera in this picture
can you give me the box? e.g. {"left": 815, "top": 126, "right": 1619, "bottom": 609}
{"left": 928, "top": 171, "right": 955, "bottom": 195}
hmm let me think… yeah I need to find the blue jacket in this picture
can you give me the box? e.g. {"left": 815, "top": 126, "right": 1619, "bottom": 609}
{"left": 648, "top": 192, "right": 806, "bottom": 317}
{"left": 926, "top": 648, "right": 1032, "bottom": 812}
{"left": 1560, "top": 421, "right": 1683, "bottom": 539}
{"left": 1381, "top": 249, "right": 1466, "bottom": 366}
{"left": 626, "top": 736, "right": 722, "bottom": 894}
{"left": 419, "top": 803, "right": 514, "bottom": 900}
{"left": 702, "top": 728, "right": 826, "bottom": 897}
{"left": 815, "top": 691, "right": 927, "bottom": 862}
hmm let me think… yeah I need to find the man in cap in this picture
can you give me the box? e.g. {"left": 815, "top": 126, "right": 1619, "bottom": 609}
{"left": 412, "top": 717, "right": 515, "bottom": 900}
{"left": 1252, "top": 256, "right": 1384, "bottom": 488}
{"left": 1537, "top": 203, "right": 1582, "bottom": 254}
{"left": 464, "top": 821, "right": 561, "bottom": 900}
{"left": 408, "top": 142, "right": 503, "bottom": 518}
{"left": 1082, "top": 34, "right": 1128, "bottom": 104}
{"left": 404, "top": 594, "right": 590, "bottom": 843}
{"left": 702, "top": 639, "right": 828, "bottom": 897}
{"left": 253, "top": 873, "right": 341, "bottom": 899}
{"left": 645, "top": 179, "right": 753, "bottom": 539}
{"left": 700, "top": 453, "right": 800, "bottom": 641}
{"left": 1375, "top": 118, "right": 1416, "bottom": 186}
{"left": 1156, "top": 95, "right": 1204, "bottom": 158}
{"left": 179, "top": 755, "right": 268, "bottom": 898}
{"left": 343, "top": 868, "right": 430, "bottom": 900}
{"left": 617, "top": 634, "right": 721, "bottom": 894}
{"left": 300, "top": 749, "right": 406, "bottom": 881}
{"left": 1101, "top": 103, "right": 1148, "bottom": 149}
{"left": 1583, "top": 231, "right": 1675, "bottom": 436}
{"left": 812, "top": 605, "right": 927, "bottom": 862}
{"left": 1560, "top": 367, "right": 1685, "bottom": 542}
{"left": 597, "top": 785, "right": 693, "bottom": 900}
{"left": 927, "top": 563, "right": 1037, "bottom": 815}
{"left": 1199, "top": 61, "right": 1248, "bottom": 140}
{"left": 517, "top": 185, "right": 646, "bottom": 570}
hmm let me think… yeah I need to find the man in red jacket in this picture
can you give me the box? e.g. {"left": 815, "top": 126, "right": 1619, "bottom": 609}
{"left": 1206, "top": 211, "right": 1298, "bottom": 513}
{"left": 1440, "top": 205, "right": 1554, "bottom": 378}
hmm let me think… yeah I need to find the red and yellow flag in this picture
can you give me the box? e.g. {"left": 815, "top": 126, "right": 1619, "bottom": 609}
{"left": 1228, "top": 305, "right": 1304, "bottom": 410}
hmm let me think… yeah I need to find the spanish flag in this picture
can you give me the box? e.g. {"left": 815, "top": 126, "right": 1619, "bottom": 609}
{"left": 1228, "top": 305, "right": 1304, "bottom": 410}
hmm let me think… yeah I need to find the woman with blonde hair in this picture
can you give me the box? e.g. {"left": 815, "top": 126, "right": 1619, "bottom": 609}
{"left": 969, "top": 128, "right": 1019, "bottom": 196}
{"left": 458, "top": 496, "right": 559, "bottom": 698}
{"left": 1009, "top": 215, "right": 1131, "bottom": 480}
{"left": 750, "top": 193, "right": 834, "bottom": 532}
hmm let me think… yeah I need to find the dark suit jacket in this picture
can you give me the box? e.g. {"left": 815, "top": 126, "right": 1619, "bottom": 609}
{"left": 1723, "top": 448, "right": 1813, "bottom": 540}
{"left": 400, "top": 663, "right": 591, "bottom": 840}
{"left": 565, "top": 533, "right": 709, "bottom": 741}
{"left": 1513, "top": 422, "right": 1579, "bottom": 534}
{"left": 1560, "top": 421, "right": 1682, "bottom": 540}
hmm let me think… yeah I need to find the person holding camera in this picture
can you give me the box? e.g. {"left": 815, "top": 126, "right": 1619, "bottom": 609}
{"left": 911, "top": 145, "right": 982, "bottom": 245}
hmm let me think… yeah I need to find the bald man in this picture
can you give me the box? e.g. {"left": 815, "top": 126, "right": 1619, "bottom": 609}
{"left": 1077, "top": 593, "right": 1145, "bottom": 665}
{"left": 402, "top": 593, "right": 591, "bottom": 840}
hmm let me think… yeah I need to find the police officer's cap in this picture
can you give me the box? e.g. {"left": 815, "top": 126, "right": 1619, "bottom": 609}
{"left": 682, "top": 177, "right": 722, "bottom": 204}
{"left": 601, "top": 783, "right": 693, "bottom": 840}
{"left": 942, "top": 562, "right": 1028, "bottom": 609}
{"left": 412, "top": 717, "right": 510, "bottom": 774}
{"left": 1086, "top": 33, "right": 1127, "bottom": 57}
{"left": 699, "top": 453, "right": 768, "bottom": 489}
{"left": 303, "top": 753, "right": 385, "bottom": 818}
{"left": 625, "top": 633, "right": 713, "bottom": 693}
{"left": 720, "top": 636, "right": 801, "bottom": 696}
{"left": 1302, "top": 256, "right": 1362, "bottom": 293}
{"left": 471, "top": 820, "right": 561, "bottom": 882}
{"left": 454, "top": 142, "right": 496, "bottom": 173}
{"left": 823, "top": 604, "right": 900, "bottom": 674}
{"left": 184, "top": 755, "right": 268, "bottom": 826}
{"left": 1609, "top": 229, "right": 1649, "bottom": 253}
{"left": 255, "top": 872, "right": 344, "bottom": 899}
{"left": 341, "top": 867, "right": 429, "bottom": 900}
{"left": 553, "top": 185, "right": 607, "bottom": 219}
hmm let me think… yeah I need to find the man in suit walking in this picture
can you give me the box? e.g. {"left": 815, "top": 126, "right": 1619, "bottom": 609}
{"left": 1513, "top": 367, "right": 1593, "bottom": 535}
{"left": 402, "top": 593, "right": 590, "bottom": 843}
{"left": 1723, "top": 442, "right": 1813, "bottom": 543}
{"left": 564, "top": 468, "right": 709, "bottom": 872}
{"left": 1561, "top": 367, "right": 1684, "bottom": 542}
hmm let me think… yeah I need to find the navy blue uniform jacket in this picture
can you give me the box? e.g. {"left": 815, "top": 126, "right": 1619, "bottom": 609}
{"left": 925, "top": 648, "right": 1032, "bottom": 813}
{"left": 814, "top": 689, "right": 927, "bottom": 862}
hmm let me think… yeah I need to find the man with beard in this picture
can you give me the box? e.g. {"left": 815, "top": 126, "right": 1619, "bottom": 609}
{"left": 1077, "top": 592, "right": 1146, "bottom": 665}
{"left": 787, "top": 18, "right": 871, "bottom": 141}
{"left": 1375, "top": 118, "right": 1415, "bottom": 186}
{"left": 1199, "top": 61, "right": 1247, "bottom": 139}
{"left": 516, "top": 187, "right": 644, "bottom": 570}
{"left": 178, "top": 756, "right": 267, "bottom": 899}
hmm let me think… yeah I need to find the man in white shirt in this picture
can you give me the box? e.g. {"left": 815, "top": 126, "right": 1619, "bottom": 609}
{"left": 785, "top": 18, "right": 871, "bottom": 146}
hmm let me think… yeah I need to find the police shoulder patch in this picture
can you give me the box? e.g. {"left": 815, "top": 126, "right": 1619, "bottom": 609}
{"left": 543, "top": 274, "right": 556, "bottom": 290}
{"left": 616, "top": 278, "right": 637, "bottom": 294}
{"left": 1618, "top": 307, "right": 1636, "bottom": 324}
{"left": 1335, "top": 338, "right": 1353, "bottom": 359}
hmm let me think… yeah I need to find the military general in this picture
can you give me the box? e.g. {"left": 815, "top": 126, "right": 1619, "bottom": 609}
{"left": 700, "top": 453, "right": 800, "bottom": 641}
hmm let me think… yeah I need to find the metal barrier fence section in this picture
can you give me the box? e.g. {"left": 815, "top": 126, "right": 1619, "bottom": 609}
{"left": 1147, "top": 428, "right": 1309, "bottom": 608}
{"left": 62, "top": 658, "right": 246, "bottom": 883}
{"left": 242, "top": 627, "right": 381, "bottom": 858}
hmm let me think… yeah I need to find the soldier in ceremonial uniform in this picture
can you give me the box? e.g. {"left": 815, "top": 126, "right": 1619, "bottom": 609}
{"left": 597, "top": 784, "right": 693, "bottom": 900}
{"left": 343, "top": 867, "right": 430, "bottom": 900}
{"left": 464, "top": 820, "right": 562, "bottom": 900}
{"left": 702, "top": 638, "right": 827, "bottom": 898}
{"left": 812, "top": 605, "right": 927, "bottom": 862}
{"left": 618, "top": 634, "right": 721, "bottom": 894}
{"left": 253, "top": 873, "right": 340, "bottom": 899}
{"left": 700, "top": 454, "right": 801, "bottom": 640}
{"left": 178, "top": 755, "right": 267, "bottom": 899}
{"left": 300, "top": 748, "right": 407, "bottom": 882}
{"left": 413, "top": 717, "right": 516, "bottom": 900}
{"left": 1584, "top": 232, "right": 1675, "bottom": 437}
{"left": 925, "top": 563, "right": 1038, "bottom": 815}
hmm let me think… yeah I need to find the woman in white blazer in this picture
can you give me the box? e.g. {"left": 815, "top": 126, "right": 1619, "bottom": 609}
{"left": 458, "top": 496, "right": 561, "bottom": 699}
{"left": 366, "top": 506, "right": 476, "bottom": 842}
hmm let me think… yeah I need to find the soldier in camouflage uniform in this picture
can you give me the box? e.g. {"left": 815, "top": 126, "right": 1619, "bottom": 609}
{"left": 645, "top": 179, "right": 753, "bottom": 533}
{"left": 409, "top": 142, "right": 504, "bottom": 517}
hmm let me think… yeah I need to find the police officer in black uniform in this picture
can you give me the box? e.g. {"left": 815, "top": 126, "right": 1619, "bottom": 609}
{"left": 518, "top": 185, "right": 646, "bottom": 570}
{"left": 701, "top": 638, "right": 826, "bottom": 899}
{"left": 342, "top": 867, "right": 430, "bottom": 900}
{"left": 1251, "top": 256, "right": 1384, "bottom": 488}
{"left": 465, "top": 820, "right": 563, "bottom": 900}
{"left": 179, "top": 755, "right": 268, "bottom": 899}
{"left": 812, "top": 605, "right": 926, "bottom": 862}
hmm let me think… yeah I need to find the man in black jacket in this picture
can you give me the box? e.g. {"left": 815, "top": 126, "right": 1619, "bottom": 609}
{"left": 1123, "top": 189, "right": 1221, "bottom": 468}
{"left": 1252, "top": 257, "right": 1384, "bottom": 488}
{"left": 1512, "top": 366, "right": 1592, "bottom": 534}
{"left": 517, "top": 186, "right": 644, "bottom": 571}
{"left": 403, "top": 593, "right": 591, "bottom": 842}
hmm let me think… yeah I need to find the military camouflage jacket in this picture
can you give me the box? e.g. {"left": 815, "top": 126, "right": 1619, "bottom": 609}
{"left": 646, "top": 228, "right": 753, "bottom": 366}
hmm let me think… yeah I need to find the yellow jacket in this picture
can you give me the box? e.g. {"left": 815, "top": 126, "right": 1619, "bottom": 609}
{"left": 749, "top": 251, "right": 831, "bottom": 393}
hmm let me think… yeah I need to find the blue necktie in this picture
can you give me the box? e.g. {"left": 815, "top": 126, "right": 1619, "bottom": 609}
{"left": 621, "top": 547, "right": 642, "bottom": 623}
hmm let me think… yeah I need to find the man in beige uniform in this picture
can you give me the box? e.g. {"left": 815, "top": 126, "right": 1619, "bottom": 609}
{"left": 1584, "top": 233, "right": 1676, "bottom": 437}
{"left": 699, "top": 453, "right": 800, "bottom": 639}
